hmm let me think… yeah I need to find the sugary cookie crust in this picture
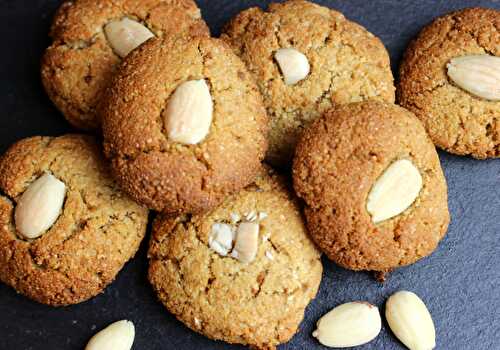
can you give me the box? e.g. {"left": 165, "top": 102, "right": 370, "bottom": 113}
{"left": 148, "top": 170, "right": 322, "bottom": 349}
{"left": 222, "top": 0, "right": 395, "bottom": 167}
{"left": 0, "top": 135, "right": 148, "bottom": 306}
{"left": 41, "top": 0, "right": 209, "bottom": 130}
{"left": 398, "top": 7, "right": 500, "bottom": 158}
{"left": 293, "top": 101, "right": 450, "bottom": 272}
{"left": 101, "top": 36, "right": 268, "bottom": 214}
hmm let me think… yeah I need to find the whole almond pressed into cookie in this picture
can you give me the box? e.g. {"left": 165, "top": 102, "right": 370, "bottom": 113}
{"left": 274, "top": 48, "right": 310, "bottom": 85}
{"left": 14, "top": 172, "right": 66, "bottom": 239}
{"left": 163, "top": 79, "right": 214, "bottom": 145}
{"left": 366, "top": 159, "right": 422, "bottom": 223}
{"left": 447, "top": 54, "right": 500, "bottom": 101}
{"left": 104, "top": 18, "right": 155, "bottom": 58}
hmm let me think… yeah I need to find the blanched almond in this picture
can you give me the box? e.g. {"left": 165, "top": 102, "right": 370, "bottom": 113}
{"left": 85, "top": 320, "right": 135, "bottom": 350}
{"left": 366, "top": 159, "right": 422, "bottom": 223}
{"left": 275, "top": 48, "right": 310, "bottom": 85}
{"left": 15, "top": 173, "right": 66, "bottom": 239}
{"left": 104, "top": 17, "right": 154, "bottom": 58}
{"left": 313, "top": 301, "right": 381, "bottom": 348}
{"left": 163, "top": 79, "right": 213, "bottom": 145}
{"left": 231, "top": 221, "right": 259, "bottom": 263}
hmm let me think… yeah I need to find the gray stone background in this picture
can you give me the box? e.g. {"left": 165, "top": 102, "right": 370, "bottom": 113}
{"left": 0, "top": 0, "right": 498, "bottom": 349}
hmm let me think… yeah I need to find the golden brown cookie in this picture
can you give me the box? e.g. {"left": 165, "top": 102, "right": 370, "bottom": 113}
{"left": 398, "top": 7, "right": 500, "bottom": 158}
{"left": 41, "top": 0, "right": 209, "bottom": 130}
{"left": 101, "top": 36, "right": 268, "bottom": 214}
{"left": 222, "top": 0, "right": 395, "bottom": 167}
{"left": 148, "top": 169, "right": 322, "bottom": 349}
{"left": 293, "top": 101, "right": 449, "bottom": 272}
{"left": 0, "top": 135, "right": 148, "bottom": 306}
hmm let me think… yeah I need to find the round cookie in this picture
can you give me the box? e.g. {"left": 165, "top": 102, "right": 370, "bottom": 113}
{"left": 0, "top": 135, "right": 148, "bottom": 306}
{"left": 41, "top": 0, "right": 209, "bottom": 130}
{"left": 222, "top": 0, "right": 395, "bottom": 167}
{"left": 148, "top": 169, "right": 322, "bottom": 349}
{"left": 101, "top": 36, "right": 268, "bottom": 214}
{"left": 293, "top": 101, "right": 450, "bottom": 272}
{"left": 398, "top": 7, "right": 500, "bottom": 158}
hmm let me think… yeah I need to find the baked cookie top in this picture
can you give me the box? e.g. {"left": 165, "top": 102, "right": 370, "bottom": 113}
{"left": 101, "top": 36, "right": 268, "bottom": 214}
{"left": 148, "top": 169, "right": 322, "bottom": 349}
{"left": 0, "top": 135, "right": 148, "bottom": 306}
{"left": 398, "top": 7, "right": 500, "bottom": 159}
{"left": 293, "top": 101, "right": 450, "bottom": 272}
{"left": 41, "top": 0, "right": 209, "bottom": 130}
{"left": 222, "top": 0, "right": 395, "bottom": 167}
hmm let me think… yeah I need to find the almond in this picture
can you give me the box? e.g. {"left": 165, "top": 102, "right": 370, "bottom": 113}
{"left": 163, "top": 79, "right": 213, "bottom": 145}
{"left": 209, "top": 223, "right": 235, "bottom": 256}
{"left": 313, "top": 301, "right": 381, "bottom": 348}
{"left": 385, "top": 291, "right": 436, "bottom": 350}
{"left": 15, "top": 173, "right": 66, "bottom": 239}
{"left": 447, "top": 54, "right": 500, "bottom": 101}
{"left": 275, "top": 48, "right": 310, "bottom": 85}
{"left": 104, "top": 18, "right": 154, "bottom": 58}
{"left": 366, "top": 159, "right": 422, "bottom": 223}
{"left": 85, "top": 320, "right": 135, "bottom": 350}
{"left": 231, "top": 221, "right": 259, "bottom": 263}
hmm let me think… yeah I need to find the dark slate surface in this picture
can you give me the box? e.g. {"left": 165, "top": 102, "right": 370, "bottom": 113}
{"left": 0, "top": 0, "right": 498, "bottom": 349}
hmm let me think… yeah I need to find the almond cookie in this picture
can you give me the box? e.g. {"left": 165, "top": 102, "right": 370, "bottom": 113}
{"left": 222, "top": 0, "right": 395, "bottom": 167}
{"left": 101, "top": 36, "right": 268, "bottom": 214}
{"left": 398, "top": 8, "right": 500, "bottom": 158}
{"left": 41, "top": 0, "right": 209, "bottom": 130}
{"left": 0, "top": 135, "right": 148, "bottom": 306}
{"left": 293, "top": 101, "right": 450, "bottom": 272}
{"left": 148, "top": 169, "right": 322, "bottom": 349}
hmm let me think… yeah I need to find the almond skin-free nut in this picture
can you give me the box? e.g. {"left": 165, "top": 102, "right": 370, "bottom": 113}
{"left": 447, "top": 54, "right": 500, "bottom": 101}
{"left": 14, "top": 173, "right": 66, "bottom": 239}
{"left": 209, "top": 223, "right": 235, "bottom": 256}
{"left": 274, "top": 48, "right": 310, "bottom": 85}
{"left": 163, "top": 79, "right": 214, "bottom": 145}
{"left": 386, "top": 291, "right": 436, "bottom": 350}
{"left": 85, "top": 320, "right": 135, "bottom": 350}
{"left": 104, "top": 17, "right": 155, "bottom": 58}
{"left": 366, "top": 159, "right": 422, "bottom": 223}
{"left": 231, "top": 221, "right": 259, "bottom": 263}
{"left": 313, "top": 301, "right": 382, "bottom": 348}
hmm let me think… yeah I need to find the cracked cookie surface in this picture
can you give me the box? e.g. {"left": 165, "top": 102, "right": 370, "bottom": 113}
{"left": 0, "top": 135, "right": 148, "bottom": 306}
{"left": 148, "top": 169, "right": 322, "bottom": 349}
{"left": 41, "top": 0, "right": 209, "bottom": 130}
{"left": 398, "top": 7, "right": 500, "bottom": 158}
{"left": 222, "top": 0, "right": 395, "bottom": 167}
{"left": 293, "top": 101, "right": 449, "bottom": 272}
{"left": 101, "top": 36, "right": 268, "bottom": 214}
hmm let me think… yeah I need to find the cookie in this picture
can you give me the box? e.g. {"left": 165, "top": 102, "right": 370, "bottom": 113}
{"left": 41, "top": 0, "right": 209, "bottom": 130}
{"left": 398, "top": 7, "right": 500, "bottom": 158}
{"left": 101, "top": 36, "right": 268, "bottom": 214}
{"left": 148, "top": 169, "right": 322, "bottom": 349}
{"left": 222, "top": 0, "right": 395, "bottom": 167}
{"left": 0, "top": 135, "right": 148, "bottom": 306}
{"left": 293, "top": 101, "right": 450, "bottom": 272}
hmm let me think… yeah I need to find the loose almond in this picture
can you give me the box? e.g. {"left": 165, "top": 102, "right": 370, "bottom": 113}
{"left": 275, "top": 48, "right": 310, "bottom": 85}
{"left": 15, "top": 173, "right": 66, "bottom": 239}
{"left": 447, "top": 54, "right": 500, "bottom": 101}
{"left": 313, "top": 301, "right": 381, "bottom": 348}
{"left": 231, "top": 221, "right": 259, "bottom": 263}
{"left": 85, "top": 320, "right": 135, "bottom": 350}
{"left": 386, "top": 291, "right": 436, "bottom": 350}
{"left": 104, "top": 17, "right": 154, "bottom": 58}
{"left": 163, "top": 79, "right": 213, "bottom": 145}
{"left": 366, "top": 159, "right": 422, "bottom": 223}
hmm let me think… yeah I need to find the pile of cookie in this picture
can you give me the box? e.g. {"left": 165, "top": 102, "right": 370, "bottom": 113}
{"left": 0, "top": 0, "right": 498, "bottom": 349}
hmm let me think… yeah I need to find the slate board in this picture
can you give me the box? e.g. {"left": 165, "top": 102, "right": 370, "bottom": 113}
{"left": 0, "top": 1, "right": 499, "bottom": 349}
